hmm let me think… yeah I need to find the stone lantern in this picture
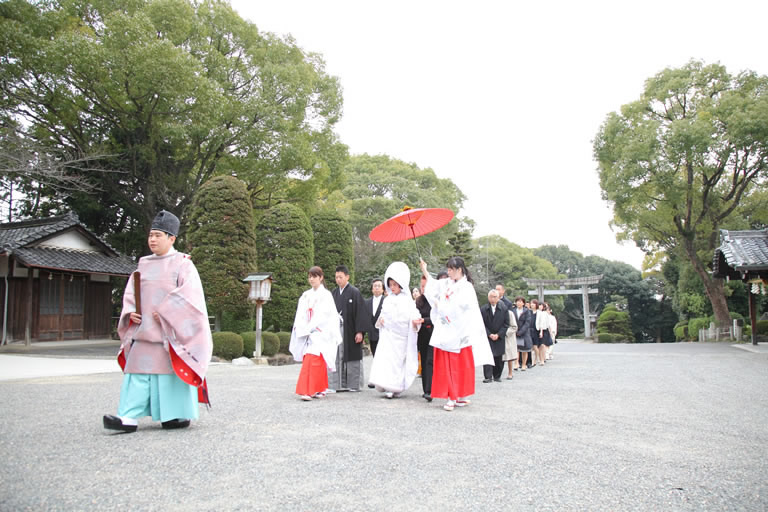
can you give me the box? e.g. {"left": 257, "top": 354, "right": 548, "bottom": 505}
{"left": 243, "top": 273, "right": 273, "bottom": 363}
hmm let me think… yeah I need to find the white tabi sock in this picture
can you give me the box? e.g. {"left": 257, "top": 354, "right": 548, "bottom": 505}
{"left": 118, "top": 416, "right": 138, "bottom": 426}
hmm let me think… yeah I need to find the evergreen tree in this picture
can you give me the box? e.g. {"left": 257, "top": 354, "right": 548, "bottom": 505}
{"left": 311, "top": 209, "right": 355, "bottom": 283}
{"left": 186, "top": 176, "right": 257, "bottom": 328}
{"left": 256, "top": 203, "right": 314, "bottom": 331}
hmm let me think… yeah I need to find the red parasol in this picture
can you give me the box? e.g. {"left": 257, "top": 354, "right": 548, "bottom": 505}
{"left": 369, "top": 207, "right": 454, "bottom": 251}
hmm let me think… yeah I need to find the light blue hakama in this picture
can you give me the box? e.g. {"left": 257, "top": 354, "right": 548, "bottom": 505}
{"left": 117, "top": 373, "right": 199, "bottom": 422}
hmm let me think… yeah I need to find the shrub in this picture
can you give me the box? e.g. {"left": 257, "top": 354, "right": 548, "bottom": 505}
{"left": 262, "top": 332, "right": 280, "bottom": 357}
{"left": 222, "top": 310, "right": 253, "bottom": 334}
{"left": 277, "top": 331, "right": 292, "bottom": 354}
{"left": 674, "top": 325, "right": 688, "bottom": 341}
{"left": 756, "top": 320, "right": 768, "bottom": 336}
{"left": 256, "top": 203, "right": 314, "bottom": 332}
{"left": 597, "top": 333, "right": 615, "bottom": 343}
{"left": 187, "top": 176, "right": 258, "bottom": 327}
{"left": 688, "top": 317, "right": 710, "bottom": 339}
{"left": 212, "top": 331, "right": 244, "bottom": 360}
{"left": 240, "top": 331, "right": 256, "bottom": 357}
{"left": 597, "top": 308, "right": 633, "bottom": 340}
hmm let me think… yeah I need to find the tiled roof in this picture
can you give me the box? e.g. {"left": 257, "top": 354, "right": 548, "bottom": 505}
{"left": 713, "top": 229, "right": 768, "bottom": 278}
{"left": 0, "top": 212, "right": 123, "bottom": 256}
{"left": 1, "top": 212, "right": 136, "bottom": 276}
{"left": 13, "top": 247, "right": 136, "bottom": 276}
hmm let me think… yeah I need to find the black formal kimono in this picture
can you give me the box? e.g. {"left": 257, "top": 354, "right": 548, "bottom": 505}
{"left": 481, "top": 302, "right": 509, "bottom": 380}
{"left": 415, "top": 294, "right": 434, "bottom": 396}
{"left": 329, "top": 284, "right": 372, "bottom": 391}
{"left": 366, "top": 295, "right": 385, "bottom": 356}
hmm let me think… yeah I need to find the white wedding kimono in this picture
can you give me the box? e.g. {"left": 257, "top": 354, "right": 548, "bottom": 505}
{"left": 368, "top": 262, "right": 421, "bottom": 393}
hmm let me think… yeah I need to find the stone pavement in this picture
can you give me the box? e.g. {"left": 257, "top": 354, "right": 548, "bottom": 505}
{"left": 0, "top": 340, "right": 766, "bottom": 511}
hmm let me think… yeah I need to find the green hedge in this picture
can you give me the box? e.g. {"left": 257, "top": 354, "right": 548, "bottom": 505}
{"left": 262, "top": 332, "right": 280, "bottom": 357}
{"left": 597, "top": 332, "right": 631, "bottom": 343}
{"left": 240, "top": 331, "right": 256, "bottom": 357}
{"left": 756, "top": 320, "right": 768, "bottom": 335}
{"left": 221, "top": 311, "right": 253, "bottom": 334}
{"left": 212, "top": 331, "right": 244, "bottom": 360}
{"left": 674, "top": 325, "right": 688, "bottom": 341}
{"left": 277, "top": 331, "right": 291, "bottom": 354}
{"left": 687, "top": 317, "right": 710, "bottom": 339}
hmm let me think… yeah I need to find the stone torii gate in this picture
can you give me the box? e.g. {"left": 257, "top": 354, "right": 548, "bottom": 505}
{"left": 523, "top": 275, "right": 603, "bottom": 338}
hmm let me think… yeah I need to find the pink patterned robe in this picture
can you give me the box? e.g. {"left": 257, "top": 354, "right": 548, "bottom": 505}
{"left": 117, "top": 249, "right": 213, "bottom": 395}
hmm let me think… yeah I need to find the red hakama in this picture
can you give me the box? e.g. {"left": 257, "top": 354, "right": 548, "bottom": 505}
{"left": 295, "top": 353, "right": 328, "bottom": 396}
{"left": 430, "top": 346, "right": 475, "bottom": 401}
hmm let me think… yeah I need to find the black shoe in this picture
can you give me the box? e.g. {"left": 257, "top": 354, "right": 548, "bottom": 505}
{"left": 103, "top": 414, "right": 137, "bottom": 433}
{"left": 422, "top": 393, "right": 433, "bottom": 402}
{"left": 483, "top": 378, "right": 493, "bottom": 383}
{"left": 367, "top": 383, "right": 375, "bottom": 389}
{"left": 161, "top": 419, "right": 190, "bottom": 430}
{"left": 348, "top": 388, "right": 361, "bottom": 392}
{"left": 493, "top": 378, "right": 502, "bottom": 382}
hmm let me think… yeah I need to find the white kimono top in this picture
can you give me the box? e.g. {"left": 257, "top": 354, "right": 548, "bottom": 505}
{"left": 423, "top": 274, "right": 493, "bottom": 366}
{"left": 289, "top": 284, "right": 343, "bottom": 370}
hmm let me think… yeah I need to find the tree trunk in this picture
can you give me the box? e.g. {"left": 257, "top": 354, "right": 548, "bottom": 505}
{"left": 683, "top": 241, "right": 731, "bottom": 326}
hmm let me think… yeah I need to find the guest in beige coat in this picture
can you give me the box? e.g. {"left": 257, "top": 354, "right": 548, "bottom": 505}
{"left": 503, "top": 307, "right": 518, "bottom": 379}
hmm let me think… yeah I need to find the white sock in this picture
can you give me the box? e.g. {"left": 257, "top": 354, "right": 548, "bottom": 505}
{"left": 119, "top": 416, "right": 138, "bottom": 426}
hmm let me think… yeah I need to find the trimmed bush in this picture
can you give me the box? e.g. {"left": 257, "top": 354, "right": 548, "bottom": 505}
{"left": 756, "top": 320, "right": 768, "bottom": 336}
{"left": 597, "top": 307, "right": 633, "bottom": 340}
{"left": 212, "top": 331, "right": 244, "bottom": 360}
{"left": 277, "top": 331, "right": 292, "bottom": 354}
{"left": 688, "top": 317, "right": 710, "bottom": 339}
{"left": 597, "top": 333, "right": 614, "bottom": 343}
{"left": 222, "top": 311, "right": 253, "bottom": 334}
{"left": 262, "top": 332, "right": 280, "bottom": 357}
{"left": 597, "top": 332, "right": 633, "bottom": 343}
{"left": 674, "top": 325, "right": 688, "bottom": 341}
{"left": 240, "top": 331, "right": 256, "bottom": 357}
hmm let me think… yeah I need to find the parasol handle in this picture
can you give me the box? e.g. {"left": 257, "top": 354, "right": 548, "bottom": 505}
{"left": 410, "top": 224, "right": 422, "bottom": 260}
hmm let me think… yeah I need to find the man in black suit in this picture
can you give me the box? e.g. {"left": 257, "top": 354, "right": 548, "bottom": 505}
{"left": 366, "top": 278, "right": 386, "bottom": 357}
{"left": 480, "top": 289, "right": 509, "bottom": 382}
{"left": 329, "top": 265, "right": 372, "bottom": 392}
{"left": 496, "top": 283, "right": 514, "bottom": 312}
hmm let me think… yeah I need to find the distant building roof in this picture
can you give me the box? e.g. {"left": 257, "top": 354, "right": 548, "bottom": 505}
{"left": 0, "top": 212, "right": 136, "bottom": 276}
{"left": 713, "top": 229, "right": 768, "bottom": 281}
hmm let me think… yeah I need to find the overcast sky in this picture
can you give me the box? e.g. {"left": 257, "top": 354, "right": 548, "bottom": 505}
{"left": 229, "top": 0, "right": 767, "bottom": 270}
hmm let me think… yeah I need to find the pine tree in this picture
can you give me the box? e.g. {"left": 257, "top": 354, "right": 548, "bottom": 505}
{"left": 311, "top": 209, "right": 355, "bottom": 283}
{"left": 256, "top": 203, "right": 314, "bottom": 331}
{"left": 186, "top": 176, "right": 258, "bottom": 329}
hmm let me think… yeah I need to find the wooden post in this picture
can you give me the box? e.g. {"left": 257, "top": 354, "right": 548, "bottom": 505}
{"left": 254, "top": 301, "right": 263, "bottom": 358}
{"left": 25, "top": 271, "right": 33, "bottom": 346}
{"left": 749, "top": 290, "right": 757, "bottom": 346}
{"left": 582, "top": 285, "right": 591, "bottom": 339}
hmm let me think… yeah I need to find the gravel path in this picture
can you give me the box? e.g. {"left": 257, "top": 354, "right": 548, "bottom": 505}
{"left": 1, "top": 341, "right": 766, "bottom": 511}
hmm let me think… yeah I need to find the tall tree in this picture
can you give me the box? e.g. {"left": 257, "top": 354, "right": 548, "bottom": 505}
{"left": 311, "top": 209, "right": 355, "bottom": 282}
{"left": 255, "top": 202, "right": 313, "bottom": 332}
{"left": 594, "top": 60, "right": 768, "bottom": 326}
{"left": 472, "top": 235, "right": 560, "bottom": 305}
{"left": 337, "top": 153, "right": 467, "bottom": 288}
{"left": 186, "top": 175, "right": 257, "bottom": 329}
{"left": 0, "top": 0, "right": 345, "bottom": 256}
